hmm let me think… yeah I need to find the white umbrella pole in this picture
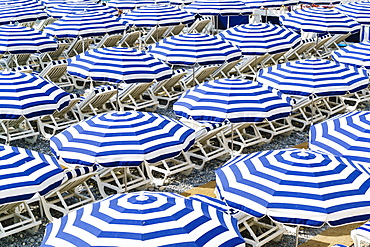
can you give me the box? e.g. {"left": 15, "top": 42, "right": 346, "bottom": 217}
{"left": 231, "top": 122, "right": 234, "bottom": 158}
{"left": 295, "top": 225, "right": 300, "bottom": 247}
{"left": 124, "top": 167, "right": 128, "bottom": 193}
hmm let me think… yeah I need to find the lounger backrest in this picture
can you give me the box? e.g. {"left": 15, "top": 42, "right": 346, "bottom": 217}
{"left": 54, "top": 94, "right": 81, "bottom": 118}
{"left": 39, "top": 59, "right": 68, "bottom": 83}
{"left": 143, "top": 26, "right": 169, "bottom": 45}
{"left": 78, "top": 85, "right": 117, "bottom": 112}
{"left": 119, "top": 31, "right": 140, "bottom": 48}
{"left": 96, "top": 34, "right": 124, "bottom": 49}
{"left": 118, "top": 82, "right": 153, "bottom": 102}
{"left": 65, "top": 38, "right": 93, "bottom": 58}
{"left": 212, "top": 58, "right": 242, "bottom": 79}
{"left": 152, "top": 69, "right": 187, "bottom": 95}
{"left": 40, "top": 40, "right": 69, "bottom": 63}
{"left": 187, "top": 17, "right": 211, "bottom": 34}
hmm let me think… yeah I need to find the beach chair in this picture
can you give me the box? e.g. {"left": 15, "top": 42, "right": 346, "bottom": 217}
{"left": 340, "top": 86, "right": 370, "bottom": 110}
{"left": 93, "top": 163, "right": 152, "bottom": 198}
{"left": 319, "top": 33, "right": 352, "bottom": 58}
{"left": 185, "top": 16, "right": 211, "bottom": 34}
{"left": 282, "top": 38, "right": 316, "bottom": 62}
{"left": 231, "top": 54, "right": 270, "bottom": 80}
{"left": 163, "top": 24, "right": 186, "bottom": 38}
{"left": 142, "top": 26, "right": 169, "bottom": 46}
{"left": 150, "top": 68, "right": 187, "bottom": 108}
{"left": 0, "top": 200, "right": 41, "bottom": 239}
{"left": 255, "top": 117, "right": 295, "bottom": 142}
{"left": 39, "top": 164, "right": 99, "bottom": 222}
{"left": 64, "top": 38, "right": 93, "bottom": 58}
{"left": 222, "top": 123, "right": 268, "bottom": 156}
{"left": 312, "top": 34, "right": 333, "bottom": 58}
{"left": 210, "top": 58, "right": 242, "bottom": 80}
{"left": 147, "top": 150, "right": 195, "bottom": 186}
{"left": 181, "top": 65, "right": 218, "bottom": 89}
{"left": 118, "top": 31, "right": 140, "bottom": 48}
{"left": 31, "top": 40, "right": 69, "bottom": 69}
{"left": 181, "top": 119, "right": 230, "bottom": 170}
{"left": 38, "top": 59, "right": 74, "bottom": 91}
{"left": 90, "top": 34, "right": 124, "bottom": 49}
{"left": 109, "top": 82, "right": 159, "bottom": 112}
{"left": 0, "top": 54, "right": 31, "bottom": 69}
{"left": 10, "top": 65, "right": 34, "bottom": 73}
{"left": 316, "top": 96, "right": 347, "bottom": 117}
{"left": 190, "top": 194, "right": 286, "bottom": 247}
{"left": 34, "top": 17, "right": 56, "bottom": 31}
{"left": 73, "top": 85, "right": 117, "bottom": 120}
{"left": 37, "top": 94, "right": 81, "bottom": 139}
{"left": 351, "top": 220, "right": 370, "bottom": 247}
{"left": 0, "top": 116, "right": 39, "bottom": 144}
{"left": 261, "top": 51, "right": 288, "bottom": 66}
{"left": 287, "top": 95, "right": 327, "bottom": 132}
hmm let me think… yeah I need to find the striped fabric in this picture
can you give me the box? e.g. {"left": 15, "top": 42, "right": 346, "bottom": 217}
{"left": 361, "top": 25, "right": 370, "bottom": 42}
{"left": 148, "top": 33, "right": 242, "bottom": 66}
{"left": 189, "top": 194, "right": 240, "bottom": 216}
{"left": 241, "top": 0, "right": 297, "bottom": 8}
{"left": 0, "top": 4, "right": 48, "bottom": 26}
{"left": 352, "top": 221, "right": 370, "bottom": 243}
{"left": 120, "top": 4, "right": 195, "bottom": 27}
{"left": 108, "top": 0, "right": 170, "bottom": 10}
{"left": 174, "top": 78, "right": 292, "bottom": 123}
{"left": 218, "top": 23, "right": 301, "bottom": 56}
{"left": 67, "top": 47, "right": 173, "bottom": 84}
{"left": 0, "top": 0, "right": 44, "bottom": 9}
{"left": 332, "top": 41, "right": 370, "bottom": 70}
{"left": 257, "top": 59, "right": 369, "bottom": 97}
{"left": 0, "top": 145, "right": 64, "bottom": 205}
{"left": 280, "top": 7, "right": 361, "bottom": 34}
{"left": 46, "top": 2, "right": 116, "bottom": 18}
{"left": 309, "top": 111, "right": 370, "bottom": 166}
{"left": 184, "top": 0, "right": 252, "bottom": 16}
{"left": 335, "top": 1, "right": 370, "bottom": 25}
{"left": 62, "top": 164, "right": 99, "bottom": 183}
{"left": 77, "top": 85, "right": 117, "bottom": 103}
{"left": 169, "top": 0, "right": 193, "bottom": 5}
{"left": 41, "top": 0, "right": 92, "bottom": 8}
{"left": 0, "top": 25, "right": 57, "bottom": 55}
{"left": 0, "top": 72, "right": 71, "bottom": 119}
{"left": 44, "top": 11, "right": 127, "bottom": 39}
{"left": 50, "top": 111, "right": 196, "bottom": 167}
{"left": 40, "top": 192, "right": 244, "bottom": 247}
{"left": 215, "top": 148, "right": 370, "bottom": 227}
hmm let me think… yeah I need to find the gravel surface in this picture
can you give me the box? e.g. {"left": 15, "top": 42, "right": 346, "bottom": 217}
{"left": 2, "top": 95, "right": 368, "bottom": 247}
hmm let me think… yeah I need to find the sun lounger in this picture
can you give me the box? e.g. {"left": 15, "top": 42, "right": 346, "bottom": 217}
{"left": 0, "top": 200, "right": 41, "bottom": 239}
{"left": 255, "top": 117, "right": 295, "bottom": 142}
{"left": 93, "top": 163, "right": 152, "bottom": 198}
{"left": 109, "top": 82, "right": 159, "bottom": 112}
{"left": 64, "top": 38, "right": 93, "bottom": 58}
{"left": 31, "top": 40, "right": 69, "bottom": 69}
{"left": 210, "top": 58, "right": 242, "bottom": 80}
{"left": 73, "top": 85, "right": 117, "bottom": 120}
{"left": 282, "top": 38, "right": 316, "bottom": 62}
{"left": 90, "top": 34, "right": 123, "bottom": 49}
{"left": 231, "top": 54, "right": 270, "bottom": 80}
{"left": 38, "top": 59, "right": 74, "bottom": 91}
{"left": 163, "top": 23, "right": 186, "bottom": 38}
{"left": 315, "top": 96, "right": 347, "bottom": 117}
{"left": 0, "top": 54, "right": 31, "bottom": 69}
{"left": 118, "top": 31, "right": 140, "bottom": 48}
{"left": 222, "top": 122, "right": 268, "bottom": 156}
{"left": 185, "top": 16, "right": 211, "bottom": 34}
{"left": 190, "top": 194, "right": 286, "bottom": 247}
{"left": 181, "top": 65, "right": 218, "bottom": 89}
{"left": 142, "top": 26, "right": 169, "bottom": 47}
{"left": 37, "top": 94, "right": 81, "bottom": 139}
{"left": 340, "top": 85, "right": 370, "bottom": 110}
{"left": 150, "top": 68, "right": 187, "bottom": 108}
{"left": 40, "top": 164, "right": 99, "bottom": 222}
{"left": 181, "top": 119, "right": 230, "bottom": 170}
{"left": 351, "top": 220, "right": 370, "bottom": 247}
{"left": 0, "top": 116, "right": 39, "bottom": 144}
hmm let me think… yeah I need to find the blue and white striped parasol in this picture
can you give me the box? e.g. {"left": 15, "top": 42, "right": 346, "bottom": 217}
{"left": 0, "top": 4, "right": 48, "bottom": 26}
{"left": 240, "top": 0, "right": 297, "bottom": 8}
{"left": 174, "top": 78, "right": 292, "bottom": 123}
{"left": 0, "top": 72, "right": 71, "bottom": 120}
{"left": 40, "top": 0, "right": 92, "bottom": 8}
{"left": 46, "top": 2, "right": 117, "bottom": 18}
{"left": 256, "top": 59, "right": 369, "bottom": 97}
{"left": 280, "top": 7, "right": 361, "bottom": 34}
{"left": 44, "top": 11, "right": 127, "bottom": 39}
{"left": 309, "top": 111, "right": 370, "bottom": 166}
{"left": 0, "top": 25, "right": 57, "bottom": 55}
{"left": 120, "top": 4, "right": 195, "bottom": 27}
{"left": 335, "top": 1, "right": 370, "bottom": 25}
{"left": 67, "top": 47, "right": 173, "bottom": 84}
{"left": 148, "top": 33, "right": 242, "bottom": 66}
{"left": 215, "top": 148, "right": 370, "bottom": 227}
{"left": 0, "top": 0, "right": 44, "bottom": 9}
{"left": 108, "top": 0, "right": 171, "bottom": 10}
{"left": 0, "top": 144, "right": 64, "bottom": 205}
{"left": 217, "top": 23, "right": 301, "bottom": 56}
{"left": 332, "top": 41, "right": 370, "bottom": 70}
{"left": 50, "top": 111, "right": 196, "bottom": 167}
{"left": 40, "top": 191, "right": 245, "bottom": 247}
{"left": 184, "top": 0, "right": 252, "bottom": 16}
